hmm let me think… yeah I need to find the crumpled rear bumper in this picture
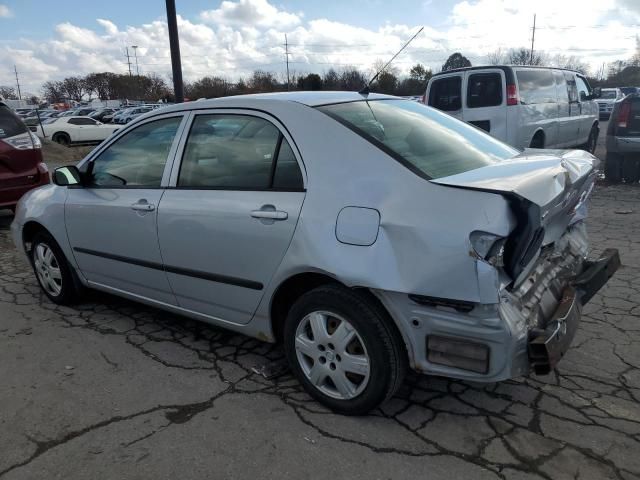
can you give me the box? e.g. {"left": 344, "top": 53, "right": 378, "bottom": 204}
{"left": 528, "top": 248, "right": 620, "bottom": 375}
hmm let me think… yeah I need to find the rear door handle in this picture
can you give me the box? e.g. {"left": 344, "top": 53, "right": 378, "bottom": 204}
{"left": 251, "top": 205, "right": 288, "bottom": 221}
{"left": 131, "top": 200, "right": 155, "bottom": 212}
{"left": 251, "top": 210, "right": 288, "bottom": 220}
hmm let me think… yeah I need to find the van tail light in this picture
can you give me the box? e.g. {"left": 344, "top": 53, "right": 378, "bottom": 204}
{"left": 618, "top": 101, "right": 631, "bottom": 128}
{"left": 1, "top": 132, "right": 40, "bottom": 150}
{"left": 507, "top": 84, "right": 518, "bottom": 106}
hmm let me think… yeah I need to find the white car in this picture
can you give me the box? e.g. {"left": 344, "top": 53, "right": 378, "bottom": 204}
{"left": 597, "top": 88, "right": 624, "bottom": 119}
{"left": 31, "top": 116, "right": 119, "bottom": 146}
{"left": 425, "top": 66, "right": 601, "bottom": 152}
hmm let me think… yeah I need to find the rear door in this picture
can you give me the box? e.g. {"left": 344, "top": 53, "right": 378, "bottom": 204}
{"left": 157, "top": 111, "right": 306, "bottom": 325}
{"left": 553, "top": 70, "right": 572, "bottom": 147}
{"left": 563, "top": 72, "right": 582, "bottom": 145}
{"left": 463, "top": 69, "right": 507, "bottom": 141}
{"left": 575, "top": 75, "right": 597, "bottom": 143}
{"left": 427, "top": 74, "right": 463, "bottom": 120}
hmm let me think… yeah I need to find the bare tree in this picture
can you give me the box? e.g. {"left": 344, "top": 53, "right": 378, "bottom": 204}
{"left": 0, "top": 85, "right": 17, "bottom": 99}
{"left": 506, "top": 47, "right": 544, "bottom": 66}
{"left": 487, "top": 48, "right": 506, "bottom": 65}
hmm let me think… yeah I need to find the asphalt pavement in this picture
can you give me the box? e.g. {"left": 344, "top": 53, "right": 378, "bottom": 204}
{"left": 1, "top": 122, "right": 639, "bottom": 479}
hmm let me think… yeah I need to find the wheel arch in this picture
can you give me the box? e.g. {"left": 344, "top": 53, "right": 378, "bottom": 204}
{"left": 529, "top": 129, "right": 545, "bottom": 148}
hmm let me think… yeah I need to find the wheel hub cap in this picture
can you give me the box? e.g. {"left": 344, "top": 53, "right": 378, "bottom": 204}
{"left": 294, "top": 311, "right": 371, "bottom": 400}
{"left": 34, "top": 244, "right": 62, "bottom": 297}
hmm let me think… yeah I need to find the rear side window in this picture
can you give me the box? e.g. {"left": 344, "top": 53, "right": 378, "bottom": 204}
{"left": 0, "top": 106, "right": 28, "bottom": 139}
{"left": 467, "top": 73, "right": 503, "bottom": 108}
{"left": 318, "top": 99, "right": 518, "bottom": 180}
{"left": 69, "top": 117, "right": 97, "bottom": 126}
{"left": 517, "top": 70, "right": 557, "bottom": 104}
{"left": 428, "top": 76, "right": 462, "bottom": 111}
{"left": 178, "top": 114, "right": 303, "bottom": 190}
{"left": 553, "top": 71, "right": 568, "bottom": 102}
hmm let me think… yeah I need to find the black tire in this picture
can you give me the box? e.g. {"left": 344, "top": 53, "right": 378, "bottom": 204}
{"left": 529, "top": 133, "right": 545, "bottom": 149}
{"left": 30, "top": 232, "right": 80, "bottom": 305}
{"left": 622, "top": 158, "right": 640, "bottom": 184}
{"left": 283, "top": 285, "right": 406, "bottom": 415}
{"left": 53, "top": 133, "right": 70, "bottom": 146}
{"left": 605, "top": 153, "right": 622, "bottom": 183}
{"left": 582, "top": 125, "right": 598, "bottom": 154}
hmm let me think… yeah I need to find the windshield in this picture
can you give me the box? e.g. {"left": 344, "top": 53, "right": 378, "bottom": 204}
{"left": 317, "top": 99, "right": 518, "bottom": 179}
{"left": 601, "top": 90, "right": 617, "bottom": 99}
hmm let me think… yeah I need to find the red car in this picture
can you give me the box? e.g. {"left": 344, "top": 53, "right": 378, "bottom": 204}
{"left": 0, "top": 101, "right": 49, "bottom": 211}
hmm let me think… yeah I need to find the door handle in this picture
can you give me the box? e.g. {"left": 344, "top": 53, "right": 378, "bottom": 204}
{"left": 251, "top": 205, "right": 288, "bottom": 221}
{"left": 131, "top": 200, "right": 155, "bottom": 212}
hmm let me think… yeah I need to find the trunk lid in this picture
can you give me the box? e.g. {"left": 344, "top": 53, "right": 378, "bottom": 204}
{"left": 431, "top": 149, "right": 597, "bottom": 282}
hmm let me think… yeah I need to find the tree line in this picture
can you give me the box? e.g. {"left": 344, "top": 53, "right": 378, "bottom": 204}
{"left": 2, "top": 43, "right": 639, "bottom": 104}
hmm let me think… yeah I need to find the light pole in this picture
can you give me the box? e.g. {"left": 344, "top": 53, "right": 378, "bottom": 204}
{"left": 131, "top": 45, "right": 140, "bottom": 76}
{"left": 165, "top": 0, "right": 184, "bottom": 103}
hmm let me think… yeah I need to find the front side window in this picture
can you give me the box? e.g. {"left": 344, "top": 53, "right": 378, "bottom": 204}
{"left": 467, "top": 73, "right": 503, "bottom": 108}
{"left": 576, "top": 76, "right": 590, "bottom": 100}
{"left": 428, "top": 76, "right": 462, "bottom": 111}
{"left": 178, "top": 114, "right": 302, "bottom": 189}
{"left": 318, "top": 99, "right": 518, "bottom": 180}
{"left": 88, "top": 116, "right": 182, "bottom": 187}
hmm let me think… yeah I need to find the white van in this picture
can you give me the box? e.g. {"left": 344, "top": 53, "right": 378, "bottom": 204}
{"left": 424, "top": 66, "right": 601, "bottom": 152}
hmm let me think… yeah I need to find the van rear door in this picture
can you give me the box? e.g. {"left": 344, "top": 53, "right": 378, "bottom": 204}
{"left": 463, "top": 69, "right": 507, "bottom": 141}
{"left": 427, "top": 73, "right": 463, "bottom": 120}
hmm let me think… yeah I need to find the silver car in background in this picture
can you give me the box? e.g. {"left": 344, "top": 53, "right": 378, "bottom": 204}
{"left": 11, "top": 92, "right": 619, "bottom": 414}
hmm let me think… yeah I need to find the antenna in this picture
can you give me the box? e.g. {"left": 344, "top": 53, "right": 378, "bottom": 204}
{"left": 359, "top": 26, "right": 424, "bottom": 96}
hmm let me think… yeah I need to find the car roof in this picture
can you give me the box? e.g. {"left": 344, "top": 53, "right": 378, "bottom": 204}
{"left": 431, "top": 64, "right": 586, "bottom": 79}
{"left": 155, "top": 91, "right": 397, "bottom": 115}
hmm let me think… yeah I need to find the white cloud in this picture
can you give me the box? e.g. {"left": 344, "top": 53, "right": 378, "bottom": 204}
{"left": 0, "top": 0, "right": 637, "bottom": 94}
{"left": 0, "top": 4, "right": 11, "bottom": 18}
{"left": 200, "top": 0, "right": 301, "bottom": 29}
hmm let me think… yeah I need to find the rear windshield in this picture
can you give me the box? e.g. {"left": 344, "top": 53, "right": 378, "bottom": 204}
{"left": 317, "top": 99, "right": 518, "bottom": 179}
{"left": 0, "top": 106, "right": 28, "bottom": 139}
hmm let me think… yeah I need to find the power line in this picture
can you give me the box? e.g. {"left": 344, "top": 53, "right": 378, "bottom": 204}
{"left": 530, "top": 13, "right": 537, "bottom": 64}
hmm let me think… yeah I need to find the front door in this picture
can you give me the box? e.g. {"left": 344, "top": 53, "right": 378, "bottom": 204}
{"left": 157, "top": 112, "right": 306, "bottom": 324}
{"left": 66, "top": 115, "right": 185, "bottom": 304}
{"left": 564, "top": 72, "right": 582, "bottom": 145}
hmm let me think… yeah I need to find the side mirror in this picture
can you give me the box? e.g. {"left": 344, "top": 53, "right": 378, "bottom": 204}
{"left": 592, "top": 87, "right": 601, "bottom": 99}
{"left": 53, "top": 165, "right": 82, "bottom": 186}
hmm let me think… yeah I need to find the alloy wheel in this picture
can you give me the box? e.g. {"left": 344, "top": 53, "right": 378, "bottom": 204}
{"left": 294, "top": 310, "right": 370, "bottom": 400}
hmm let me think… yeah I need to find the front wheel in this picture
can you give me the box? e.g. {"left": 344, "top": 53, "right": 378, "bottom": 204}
{"left": 284, "top": 285, "right": 406, "bottom": 415}
{"left": 30, "top": 232, "right": 80, "bottom": 304}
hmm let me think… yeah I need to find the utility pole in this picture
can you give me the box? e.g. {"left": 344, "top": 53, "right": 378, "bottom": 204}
{"left": 165, "top": 0, "right": 184, "bottom": 103}
{"left": 125, "top": 47, "right": 133, "bottom": 77}
{"left": 132, "top": 45, "right": 140, "bottom": 76}
{"left": 529, "top": 13, "right": 536, "bottom": 65}
{"left": 285, "top": 34, "right": 290, "bottom": 91}
{"left": 14, "top": 65, "right": 22, "bottom": 100}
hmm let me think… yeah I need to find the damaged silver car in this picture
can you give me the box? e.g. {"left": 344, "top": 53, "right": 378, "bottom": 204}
{"left": 11, "top": 92, "right": 619, "bottom": 415}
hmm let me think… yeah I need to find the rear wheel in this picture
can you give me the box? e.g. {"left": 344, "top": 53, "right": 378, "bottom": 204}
{"left": 284, "top": 285, "right": 406, "bottom": 415}
{"left": 582, "top": 125, "right": 598, "bottom": 154}
{"left": 30, "top": 232, "right": 80, "bottom": 304}
{"left": 622, "top": 158, "right": 640, "bottom": 183}
{"left": 605, "top": 153, "right": 622, "bottom": 183}
{"left": 52, "top": 132, "right": 70, "bottom": 146}
{"left": 529, "top": 132, "right": 545, "bottom": 149}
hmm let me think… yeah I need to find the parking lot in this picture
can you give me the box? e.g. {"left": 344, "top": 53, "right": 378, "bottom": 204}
{"left": 1, "top": 123, "right": 639, "bottom": 480}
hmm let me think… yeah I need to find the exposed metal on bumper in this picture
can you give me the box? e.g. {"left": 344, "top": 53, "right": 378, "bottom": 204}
{"left": 528, "top": 248, "right": 620, "bottom": 375}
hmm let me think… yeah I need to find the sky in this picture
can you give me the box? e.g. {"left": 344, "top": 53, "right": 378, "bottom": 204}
{"left": 0, "top": 0, "right": 639, "bottom": 94}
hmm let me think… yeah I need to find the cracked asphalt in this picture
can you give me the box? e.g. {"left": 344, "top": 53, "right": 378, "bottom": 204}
{"left": 1, "top": 130, "right": 640, "bottom": 479}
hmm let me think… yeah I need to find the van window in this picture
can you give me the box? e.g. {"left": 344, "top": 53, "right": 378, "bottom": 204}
{"left": 467, "top": 73, "right": 502, "bottom": 108}
{"left": 428, "top": 76, "right": 462, "bottom": 111}
{"left": 564, "top": 72, "right": 579, "bottom": 103}
{"left": 517, "top": 70, "right": 557, "bottom": 104}
{"left": 553, "top": 71, "right": 568, "bottom": 102}
{"left": 576, "top": 76, "right": 590, "bottom": 100}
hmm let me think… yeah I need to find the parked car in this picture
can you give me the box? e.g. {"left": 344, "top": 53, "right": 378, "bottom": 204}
{"left": 89, "top": 108, "right": 118, "bottom": 123}
{"left": 14, "top": 108, "right": 36, "bottom": 118}
{"left": 31, "top": 116, "right": 119, "bottom": 146}
{"left": 619, "top": 87, "right": 639, "bottom": 96}
{"left": 604, "top": 93, "right": 640, "bottom": 183}
{"left": 424, "top": 66, "right": 600, "bottom": 152}
{"left": 74, "top": 107, "right": 96, "bottom": 116}
{"left": 110, "top": 107, "right": 134, "bottom": 124}
{"left": 22, "top": 110, "right": 59, "bottom": 126}
{"left": 11, "top": 92, "right": 619, "bottom": 414}
{"left": 597, "top": 88, "right": 624, "bottom": 119}
{"left": 115, "top": 106, "right": 153, "bottom": 124}
{"left": 0, "top": 101, "right": 49, "bottom": 211}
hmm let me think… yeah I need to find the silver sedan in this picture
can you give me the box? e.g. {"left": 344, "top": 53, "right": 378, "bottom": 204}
{"left": 11, "top": 92, "right": 619, "bottom": 414}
